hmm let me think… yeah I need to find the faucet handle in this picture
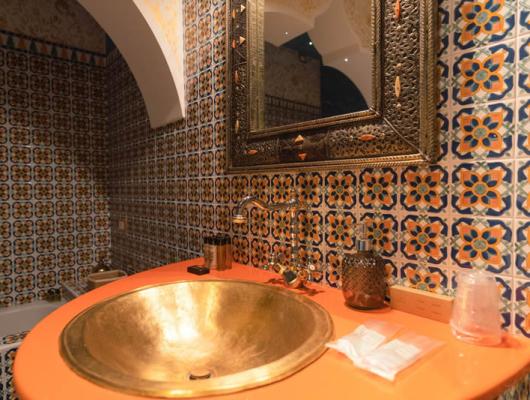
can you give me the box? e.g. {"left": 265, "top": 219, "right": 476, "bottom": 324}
{"left": 306, "top": 256, "right": 323, "bottom": 283}
{"left": 264, "top": 253, "right": 281, "bottom": 273}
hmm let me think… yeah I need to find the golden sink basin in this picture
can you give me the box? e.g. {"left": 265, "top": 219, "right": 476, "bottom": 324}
{"left": 60, "top": 280, "right": 334, "bottom": 398}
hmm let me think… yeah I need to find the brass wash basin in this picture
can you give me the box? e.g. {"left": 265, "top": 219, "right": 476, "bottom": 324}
{"left": 60, "top": 280, "right": 334, "bottom": 398}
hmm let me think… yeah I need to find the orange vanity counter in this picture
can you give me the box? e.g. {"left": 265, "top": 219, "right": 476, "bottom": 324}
{"left": 14, "top": 259, "right": 530, "bottom": 400}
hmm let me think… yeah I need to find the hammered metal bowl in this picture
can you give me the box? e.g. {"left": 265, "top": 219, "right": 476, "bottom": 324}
{"left": 60, "top": 280, "right": 333, "bottom": 398}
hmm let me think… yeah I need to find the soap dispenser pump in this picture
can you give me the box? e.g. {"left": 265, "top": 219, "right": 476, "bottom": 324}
{"left": 341, "top": 223, "right": 386, "bottom": 309}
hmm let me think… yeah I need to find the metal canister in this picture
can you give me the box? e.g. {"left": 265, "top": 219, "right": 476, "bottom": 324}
{"left": 203, "top": 235, "right": 232, "bottom": 271}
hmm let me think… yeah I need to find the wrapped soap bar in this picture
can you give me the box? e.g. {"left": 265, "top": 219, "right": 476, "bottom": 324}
{"left": 326, "top": 320, "right": 402, "bottom": 365}
{"left": 357, "top": 332, "right": 443, "bottom": 381}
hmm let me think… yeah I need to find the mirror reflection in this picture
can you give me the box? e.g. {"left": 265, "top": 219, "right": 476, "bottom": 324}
{"left": 254, "top": 0, "right": 373, "bottom": 130}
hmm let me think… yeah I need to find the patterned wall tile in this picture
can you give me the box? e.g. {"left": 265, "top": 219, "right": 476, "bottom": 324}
{"left": 361, "top": 213, "right": 398, "bottom": 257}
{"left": 518, "top": 35, "right": 530, "bottom": 96}
{"left": 400, "top": 263, "right": 450, "bottom": 295}
{"left": 400, "top": 165, "right": 448, "bottom": 212}
{"left": 516, "top": 221, "right": 530, "bottom": 278}
{"left": 452, "top": 161, "right": 512, "bottom": 216}
{"left": 451, "top": 217, "right": 512, "bottom": 273}
{"left": 514, "top": 280, "right": 530, "bottom": 337}
{"left": 401, "top": 216, "right": 448, "bottom": 264}
{"left": 454, "top": 0, "right": 515, "bottom": 50}
{"left": 453, "top": 42, "right": 515, "bottom": 105}
{"left": 452, "top": 102, "right": 514, "bottom": 159}
{"left": 324, "top": 171, "right": 356, "bottom": 209}
{"left": 359, "top": 168, "right": 397, "bottom": 210}
{"left": 0, "top": 33, "right": 110, "bottom": 307}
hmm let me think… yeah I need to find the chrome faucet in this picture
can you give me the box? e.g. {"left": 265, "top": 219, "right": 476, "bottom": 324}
{"left": 233, "top": 194, "right": 316, "bottom": 288}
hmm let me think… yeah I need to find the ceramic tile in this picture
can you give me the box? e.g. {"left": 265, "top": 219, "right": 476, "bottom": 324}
{"left": 296, "top": 172, "right": 323, "bottom": 208}
{"left": 298, "top": 210, "right": 323, "bottom": 246}
{"left": 516, "top": 159, "right": 530, "bottom": 217}
{"left": 453, "top": 0, "right": 516, "bottom": 51}
{"left": 521, "top": 0, "right": 530, "bottom": 34}
{"left": 400, "top": 165, "right": 449, "bottom": 212}
{"left": 452, "top": 42, "right": 515, "bottom": 105}
{"left": 517, "top": 98, "right": 530, "bottom": 157}
{"left": 400, "top": 263, "right": 450, "bottom": 295}
{"left": 516, "top": 220, "right": 530, "bottom": 278}
{"left": 360, "top": 213, "right": 398, "bottom": 257}
{"left": 519, "top": 35, "right": 530, "bottom": 96}
{"left": 400, "top": 215, "right": 449, "bottom": 264}
{"left": 324, "top": 171, "right": 356, "bottom": 209}
{"left": 359, "top": 168, "right": 397, "bottom": 211}
{"left": 452, "top": 161, "right": 513, "bottom": 216}
{"left": 514, "top": 279, "right": 530, "bottom": 337}
{"left": 451, "top": 217, "right": 512, "bottom": 273}
{"left": 325, "top": 251, "right": 342, "bottom": 288}
{"left": 452, "top": 102, "right": 514, "bottom": 159}
{"left": 324, "top": 211, "right": 356, "bottom": 250}
{"left": 250, "top": 239, "right": 271, "bottom": 269}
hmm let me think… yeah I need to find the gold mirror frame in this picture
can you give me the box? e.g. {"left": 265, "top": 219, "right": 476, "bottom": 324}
{"left": 226, "top": 0, "right": 439, "bottom": 172}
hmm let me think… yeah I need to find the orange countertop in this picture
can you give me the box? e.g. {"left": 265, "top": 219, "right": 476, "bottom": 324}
{"left": 14, "top": 259, "right": 530, "bottom": 400}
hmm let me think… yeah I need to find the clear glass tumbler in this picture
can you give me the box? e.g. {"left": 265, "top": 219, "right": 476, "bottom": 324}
{"left": 450, "top": 269, "right": 502, "bottom": 346}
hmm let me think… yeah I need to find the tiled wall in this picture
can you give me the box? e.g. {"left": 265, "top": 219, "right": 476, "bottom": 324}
{"left": 0, "top": 31, "right": 110, "bottom": 308}
{"left": 106, "top": 0, "right": 530, "bottom": 338}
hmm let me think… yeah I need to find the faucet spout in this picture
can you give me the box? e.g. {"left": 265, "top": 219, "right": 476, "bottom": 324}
{"left": 232, "top": 195, "right": 300, "bottom": 224}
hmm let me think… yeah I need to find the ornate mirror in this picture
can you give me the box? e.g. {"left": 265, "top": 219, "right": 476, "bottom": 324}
{"left": 226, "top": 0, "right": 439, "bottom": 172}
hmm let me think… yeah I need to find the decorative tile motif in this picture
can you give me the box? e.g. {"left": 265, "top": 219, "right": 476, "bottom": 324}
{"left": 496, "top": 276, "right": 513, "bottom": 329}
{"left": 521, "top": 0, "right": 530, "bottom": 32}
{"left": 516, "top": 221, "right": 530, "bottom": 278}
{"left": 250, "top": 239, "right": 271, "bottom": 269}
{"left": 271, "top": 210, "right": 290, "bottom": 241}
{"left": 452, "top": 102, "right": 514, "bottom": 159}
{"left": 324, "top": 211, "right": 355, "bottom": 250}
{"left": 519, "top": 36, "right": 530, "bottom": 95}
{"left": 324, "top": 171, "right": 356, "bottom": 209}
{"left": 298, "top": 211, "right": 323, "bottom": 246}
{"left": 438, "top": 5, "right": 450, "bottom": 58}
{"left": 1, "top": 331, "right": 27, "bottom": 345}
{"left": 325, "top": 251, "right": 342, "bottom": 288}
{"left": 438, "top": 59, "right": 449, "bottom": 108}
{"left": 517, "top": 160, "right": 530, "bottom": 217}
{"left": 452, "top": 162, "right": 512, "bottom": 216}
{"left": 400, "top": 263, "right": 449, "bottom": 294}
{"left": 400, "top": 165, "right": 448, "bottom": 212}
{"left": 451, "top": 217, "right": 512, "bottom": 273}
{"left": 518, "top": 99, "right": 530, "bottom": 156}
{"left": 359, "top": 168, "right": 397, "bottom": 210}
{"left": 250, "top": 208, "right": 270, "bottom": 237}
{"left": 453, "top": 43, "right": 515, "bottom": 105}
{"left": 514, "top": 280, "right": 530, "bottom": 337}
{"left": 271, "top": 174, "right": 295, "bottom": 203}
{"left": 454, "top": 0, "right": 515, "bottom": 50}
{"left": 401, "top": 216, "right": 448, "bottom": 264}
{"left": 361, "top": 213, "right": 398, "bottom": 256}
{"left": 296, "top": 172, "right": 322, "bottom": 208}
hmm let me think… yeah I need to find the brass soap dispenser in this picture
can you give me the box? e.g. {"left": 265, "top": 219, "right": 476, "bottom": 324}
{"left": 341, "top": 223, "right": 386, "bottom": 310}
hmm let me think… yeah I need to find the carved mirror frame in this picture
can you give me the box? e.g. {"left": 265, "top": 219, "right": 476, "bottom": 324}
{"left": 226, "top": 0, "right": 439, "bottom": 172}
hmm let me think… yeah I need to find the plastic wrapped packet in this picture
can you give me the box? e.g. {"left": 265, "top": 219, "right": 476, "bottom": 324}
{"left": 357, "top": 332, "right": 443, "bottom": 381}
{"left": 326, "top": 320, "right": 402, "bottom": 365}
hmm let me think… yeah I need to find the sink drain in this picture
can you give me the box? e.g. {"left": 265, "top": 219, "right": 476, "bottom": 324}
{"left": 188, "top": 369, "right": 212, "bottom": 380}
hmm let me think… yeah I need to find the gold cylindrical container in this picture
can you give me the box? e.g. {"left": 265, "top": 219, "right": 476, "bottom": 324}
{"left": 203, "top": 236, "right": 232, "bottom": 271}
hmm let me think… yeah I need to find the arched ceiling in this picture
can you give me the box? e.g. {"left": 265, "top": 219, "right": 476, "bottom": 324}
{"left": 79, "top": 0, "right": 185, "bottom": 129}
